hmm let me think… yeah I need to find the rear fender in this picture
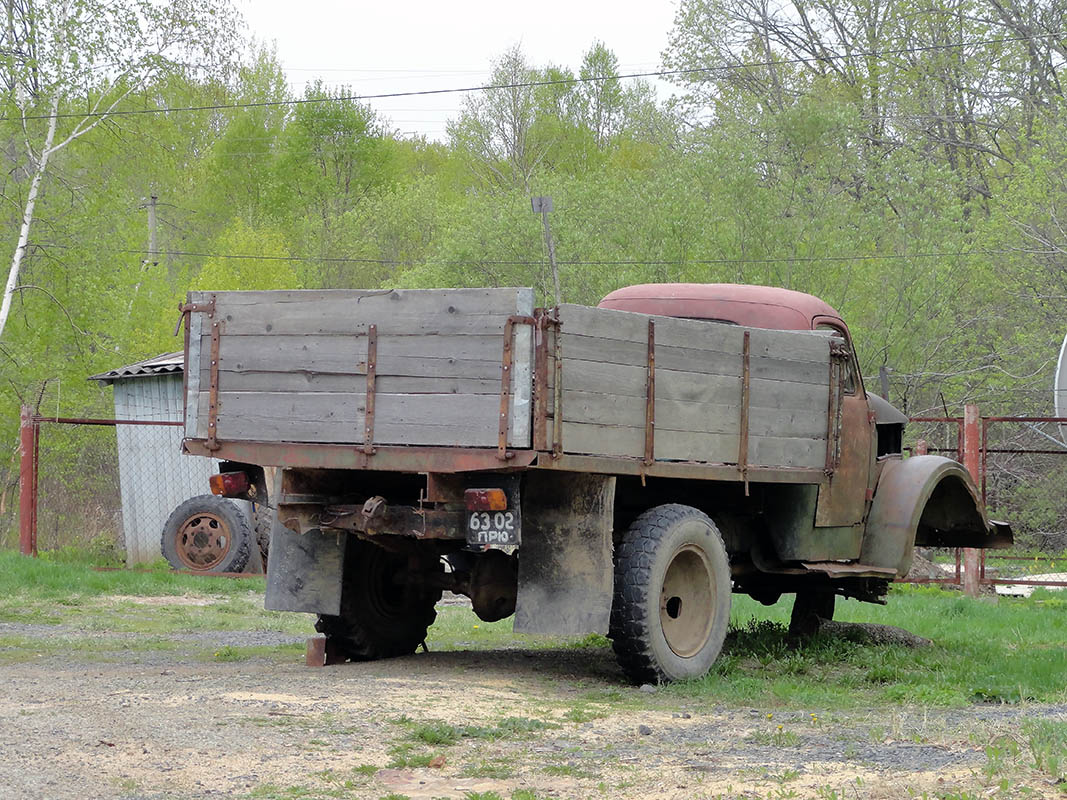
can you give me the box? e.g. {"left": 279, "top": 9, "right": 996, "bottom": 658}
{"left": 860, "top": 456, "right": 1012, "bottom": 577}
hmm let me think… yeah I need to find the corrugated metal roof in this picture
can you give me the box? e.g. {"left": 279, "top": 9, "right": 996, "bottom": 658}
{"left": 89, "top": 352, "right": 183, "bottom": 384}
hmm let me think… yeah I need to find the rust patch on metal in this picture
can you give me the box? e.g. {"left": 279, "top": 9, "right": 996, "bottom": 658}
{"left": 305, "top": 636, "right": 343, "bottom": 667}
{"left": 498, "top": 317, "right": 517, "bottom": 459}
{"left": 174, "top": 510, "right": 231, "bottom": 570}
{"left": 644, "top": 319, "right": 656, "bottom": 466}
{"left": 738, "top": 330, "right": 751, "bottom": 494}
{"left": 532, "top": 311, "right": 550, "bottom": 451}
{"left": 184, "top": 439, "right": 537, "bottom": 473}
{"left": 320, "top": 498, "right": 465, "bottom": 539}
{"left": 824, "top": 340, "right": 850, "bottom": 475}
{"left": 173, "top": 296, "right": 216, "bottom": 336}
{"left": 550, "top": 312, "right": 563, "bottom": 457}
{"left": 207, "top": 317, "right": 222, "bottom": 451}
{"left": 363, "top": 323, "right": 378, "bottom": 455}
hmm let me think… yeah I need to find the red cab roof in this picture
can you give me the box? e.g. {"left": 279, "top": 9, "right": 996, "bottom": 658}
{"left": 598, "top": 283, "right": 844, "bottom": 331}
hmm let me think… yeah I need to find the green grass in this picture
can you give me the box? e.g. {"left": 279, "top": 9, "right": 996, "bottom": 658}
{"left": 394, "top": 715, "right": 559, "bottom": 746}
{"left": 663, "top": 585, "right": 1067, "bottom": 708}
{"left": 3, "top": 550, "right": 1065, "bottom": 711}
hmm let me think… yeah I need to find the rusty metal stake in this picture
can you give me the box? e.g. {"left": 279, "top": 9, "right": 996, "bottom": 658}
{"left": 962, "top": 404, "right": 981, "bottom": 597}
{"left": 363, "top": 324, "right": 378, "bottom": 455}
{"left": 738, "top": 331, "right": 751, "bottom": 494}
{"left": 551, "top": 313, "right": 563, "bottom": 458}
{"left": 206, "top": 316, "right": 222, "bottom": 451}
{"left": 18, "top": 406, "right": 38, "bottom": 557}
{"left": 644, "top": 319, "right": 656, "bottom": 466}
{"left": 305, "top": 636, "right": 343, "bottom": 667}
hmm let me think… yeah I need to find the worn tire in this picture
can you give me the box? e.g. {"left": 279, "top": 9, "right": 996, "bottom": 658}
{"left": 789, "top": 588, "right": 836, "bottom": 637}
{"left": 161, "top": 494, "right": 252, "bottom": 572}
{"left": 315, "top": 538, "right": 442, "bottom": 661}
{"left": 610, "top": 504, "right": 732, "bottom": 684}
{"left": 252, "top": 503, "right": 272, "bottom": 569}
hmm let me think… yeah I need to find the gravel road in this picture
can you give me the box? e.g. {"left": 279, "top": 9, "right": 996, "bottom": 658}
{"left": 0, "top": 621, "right": 1063, "bottom": 799}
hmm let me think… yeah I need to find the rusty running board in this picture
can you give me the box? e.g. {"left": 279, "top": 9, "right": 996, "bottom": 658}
{"left": 801, "top": 561, "right": 899, "bottom": 579}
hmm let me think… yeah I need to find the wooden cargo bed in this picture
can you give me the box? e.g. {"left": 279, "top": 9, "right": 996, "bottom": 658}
{"left": 183, "top": 288, "right": 842, "bottom": 479}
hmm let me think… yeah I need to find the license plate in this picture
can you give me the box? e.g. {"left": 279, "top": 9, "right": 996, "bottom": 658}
{"left": 466, "top": 509, "right": 520, "bottom": 546}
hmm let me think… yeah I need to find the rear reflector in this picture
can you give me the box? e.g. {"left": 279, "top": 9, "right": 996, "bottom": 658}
{"left": 464, "top": 488, "right": 507, "bottom": 511}
{"left": 209, "top": 471, "right": 251, "bottom": 497}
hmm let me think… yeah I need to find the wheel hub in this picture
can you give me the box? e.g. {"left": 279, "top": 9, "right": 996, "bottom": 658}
{"left": 175, "top": 512, "right": 230, "bottom": 570}
{"left": 660, "top": 544, "right": 716, "bottom": 658}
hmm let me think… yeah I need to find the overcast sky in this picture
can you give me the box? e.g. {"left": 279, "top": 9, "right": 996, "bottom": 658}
{"left": 238, "top": 0, "right": 680, "bottom": 140}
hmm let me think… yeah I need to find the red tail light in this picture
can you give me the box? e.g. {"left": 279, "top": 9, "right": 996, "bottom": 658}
{"left": 209, "top": 471, "right": 250, "bottom": 497}
{"left": 465, "top": 488, "right": 507, "bottom": 511}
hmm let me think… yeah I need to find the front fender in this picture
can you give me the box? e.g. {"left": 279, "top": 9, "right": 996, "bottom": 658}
{"left": 860, "top": 456, "right": 1012, "bottom": 577}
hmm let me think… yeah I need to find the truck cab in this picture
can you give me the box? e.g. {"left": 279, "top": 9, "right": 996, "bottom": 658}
{"left": 600, "top": 283, "right": 1007, "bottom": 588}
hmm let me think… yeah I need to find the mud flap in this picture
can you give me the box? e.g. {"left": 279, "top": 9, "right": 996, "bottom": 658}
{"left": 514, "top": 472, "right": 615, "bottom": 635}
{"left": 264, "top": 520, "right": 346, "bottom": 615}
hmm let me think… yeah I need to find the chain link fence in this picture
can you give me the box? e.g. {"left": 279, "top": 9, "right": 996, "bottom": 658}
{"left": 9, "top": 411, "right": 221, "bottom": 566}
{"left": 906, "top": 414, "right": 1067, "bottom": 590}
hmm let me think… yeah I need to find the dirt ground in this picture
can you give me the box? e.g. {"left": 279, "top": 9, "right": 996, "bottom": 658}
{"left": 0, "top": 608, "right": 1064, "bottom": 800}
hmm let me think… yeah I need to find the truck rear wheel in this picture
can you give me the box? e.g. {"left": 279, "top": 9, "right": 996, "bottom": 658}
{"left": 315, "top": 539, "right": 442, "bottom": 661}
{"left": 610, "top": 504, "right": 732, "bottom": 684}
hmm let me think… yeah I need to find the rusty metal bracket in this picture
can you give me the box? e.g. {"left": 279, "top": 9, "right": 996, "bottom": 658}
{"left": 173, "top": 297, "right": 216, "bottom": 336}
{"left": 206, "top": 318, "right": 222, "bottom": 451}
{"left": 497, "top": 315, "right": 537, "bottom": 460}
{"left": 550, "top": 311, "right": 563, "bottom": 458}
{"left": 738, "top": 330, "right": 751, "bottom": 495}
{"left": 824, "top": 339, "right": 849, "bottom": 475}
{"left": 363, "top": 324, "right": 378, "bottom": 455}
{"left": 644, "top": 319, "right": 656, "bottom": 466}
{"left": 532, "top": 311, "right": 550, "bottom": 452}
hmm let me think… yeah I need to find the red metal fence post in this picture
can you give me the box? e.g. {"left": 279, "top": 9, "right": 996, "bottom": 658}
{"left": 18, "top": 406, "right": 38, "bottom": 557}
{"left": 914, "top": 439, "right": 928, "bottom": 456}
{"left": 961, "top": 404, "right": 981, "bottom": 597}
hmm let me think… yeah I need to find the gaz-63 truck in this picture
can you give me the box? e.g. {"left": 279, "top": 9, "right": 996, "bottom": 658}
{"left": 178, "top": 283, "right": 1010, "bottom": 683}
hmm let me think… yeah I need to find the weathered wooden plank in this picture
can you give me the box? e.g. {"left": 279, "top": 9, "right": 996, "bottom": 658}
{"left": 548, "top": 360, "right": 828, "bottom": 411}
{"left": 555, "top": 389, "right": 828, "bottom": 439}
{"left": 201, "top": 391, "right": 524, "bottom": 448}
{"left": 558, "top": 303, "right": 833, "bottom": 363}
{"left": 201, "top": 333, "right": 511, "bottom": 376}
{"left": 557, "top": 420, "right": 825, "bottom": 468}
{"left": 205, "top": 371, "right": 504, "bottom": 394}
{"left": 191, "top": 287, "right": 535, "bottom": 336}
{"left": 557, "top": 334, "right": 830, "bottom": 385}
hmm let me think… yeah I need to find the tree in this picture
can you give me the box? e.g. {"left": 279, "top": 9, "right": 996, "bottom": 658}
{"left": 0, "top": 0, "right": 240, "bottom": 340}
{"left": 574, "top": 41, "right": 623, "bottom": 148}
{"left": 447, "top": 45, "right": 547, "bottom": 192}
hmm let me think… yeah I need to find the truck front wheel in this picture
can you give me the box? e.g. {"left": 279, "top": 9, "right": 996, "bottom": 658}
{"left": 610, "top": 504, "right": 732, "bottom": 684}
{"left": 315, "top": 539, "right": 442, "bottom": 661}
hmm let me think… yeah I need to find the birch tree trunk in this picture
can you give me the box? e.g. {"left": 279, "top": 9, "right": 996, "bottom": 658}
{"left": 0, "top": 93, "right": 59, "bottom": 340}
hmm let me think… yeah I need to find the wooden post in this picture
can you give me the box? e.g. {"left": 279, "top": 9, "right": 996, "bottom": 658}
{"left": 18, "top": 406, "right": 38, "bottom": 557}
{"left": 961, "top": 404, "right": 981, "bottom": 597}
{"left": 914, "top": 439, "right": 928, "bottom": 455}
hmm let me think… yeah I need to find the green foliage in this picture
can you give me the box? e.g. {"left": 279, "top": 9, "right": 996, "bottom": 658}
{"left": 6, "top": 14, "right": 1067, "bottom": 554}
{"left": 1024, "top": 719, "right": 1067, "bottom": 782}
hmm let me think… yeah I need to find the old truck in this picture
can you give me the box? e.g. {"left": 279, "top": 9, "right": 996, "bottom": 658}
{"left": 178, "top": 283, "right": 1010, "bottom": 683}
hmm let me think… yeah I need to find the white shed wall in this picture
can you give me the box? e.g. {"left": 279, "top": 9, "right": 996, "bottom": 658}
{"left": 112, "top": 374, "right": 219, "bottom": 565}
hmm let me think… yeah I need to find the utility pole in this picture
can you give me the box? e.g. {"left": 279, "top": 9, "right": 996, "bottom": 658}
{"left": 140, "top": 194, "right": 158, "bottom": 267}
{"left": 531, "top": 196, "right": 561, "bottom": 307}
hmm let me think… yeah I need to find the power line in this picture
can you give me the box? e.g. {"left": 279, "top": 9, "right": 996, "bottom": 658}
{"left": 32, "top": 241, "right": 1003, "bottom": 266}
{"left": 8, "top": 31, "right": 1063, "bottom": 122}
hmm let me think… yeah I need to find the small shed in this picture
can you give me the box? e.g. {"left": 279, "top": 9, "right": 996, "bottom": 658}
{"left": 90, "top": 353, "right": 220, "bottom": 565}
